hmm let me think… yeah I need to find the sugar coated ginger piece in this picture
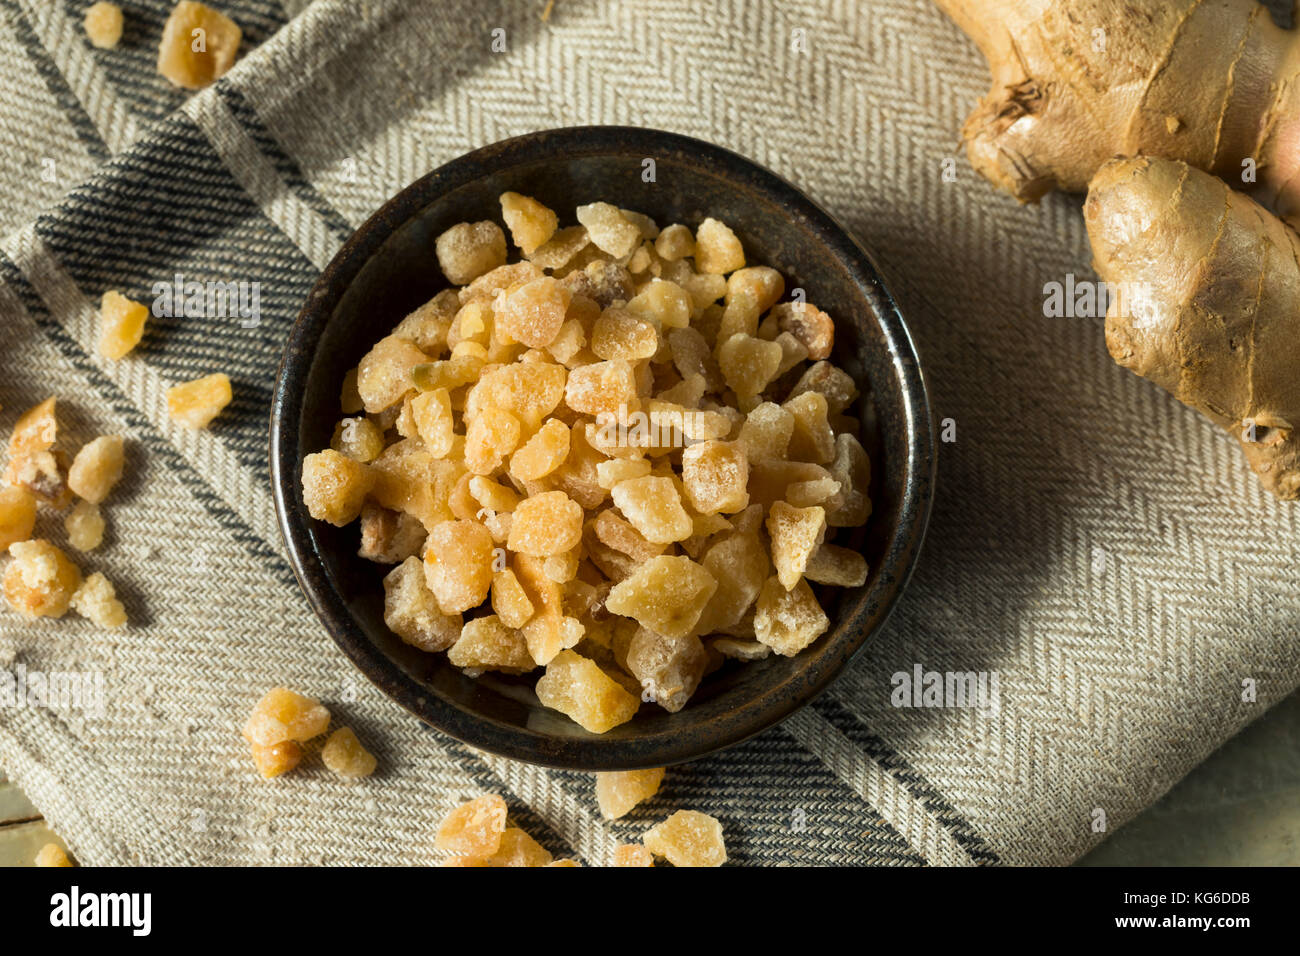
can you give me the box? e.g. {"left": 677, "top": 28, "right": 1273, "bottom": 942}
{"left": 464, "top": 406, "right": 521, "bottom": 474}
{"left": 242, "top": 687, "right": 330, "bottom": 747}
{"left": 681, "top": 439, "right": 749, "bottom": 514}
{"left": 610, "top": 476, "right": 692, "bottom": 544}
{"left": 69, "top": 571, "right": 126, "bottom": 628}
{"left": 718, "top": 333, "right": 782, "bottom": 401}
{"left": 492, "top": 568, "right": 535, "bottom": 628}
{"left": 383, "top": 556, "right": 462, "bottom": 651}
{"left": 575, "top": 202, "right": 642, "bottom": 258}
{"left": 789, "top": 361, "right": 859, "bottom": 415}
{"left": 333, "top": 415, "right": 386, "bottom": 462}
{"left": 535, "top": 649, "right": 639, "bottom": 733}
{"left": 784, "top": 391, "right": 836, "bottom": 464}
{"left": 35, "top": 844, "right": 73, "bottom": 868}
{"left": 250, "top": 740, "right": 302, "bottom": 779}
{"left": 528, "top": 225, "right": 591, "bottom": 271}
{"left": 393, "top": 289, "right": 459, "bottom": 354}
{"left": 766, "top": 501, "right": 826, "bottom": 590}
{"left": 627, "top": 278, "right": 692, "bottom": 330}
{"left": 805, "top": 543, "right": 868, "bottom": 587}
{"left": 84, "top": 2, "right": 124, "bottom": 48}
{"left": 468, "top": 361, "right": 567, "bottom": 430}
{"left": 4, "top": 449, "right": 71, "bottom": 509}
{"left": 67, "top": 434, "right": 125, "bottom": 504}
{"left": 3, "top": 540, "right": 81, "bottom": 619}
{"left": 167, "top": 372, "right": 232, "bottom": 428}
{"left": 596, "top": 457, "right": 651, "bottom": 490}
{"left": 754, "top": 576, "right": 829, "bottom": 656}
{"left": 499, "top": 192, "right": 558, "bottom": 255}
{"left": 547, "top": 858, "right": 581, "bottom": 867}
{"left": 496, "top": 276, "right": 571, "bottom": 350}
{"left": 436, "top": 220, "right": 507, "bottom": 285}
{"left": 301, "top": 449, "right": 373, "bottom": 526}
{"left": 507, "top": 491, "right": 583, "bottom": 557}
{"left": 64, "top": 501, "right": 106, "bottom": 552}
{"left": 509, "top": 419, "right": 570, "bottom": 482}
{"left": 654, "top": 224, "right": 695, "bottom": 262}
{"left": 565, "top": 359, "right": 638, "bottom": 417}
{"left": 605, "top": 554, "right": 717, "bottom": 640}
{"left": 643, "top": 810, "right": 727, "bottom": 867}
{"left": 359, "top": 503, "right": 426, "bottom": 563}
{"left": 696, "top": 530, "right": 768, "bottom": 634}
{"left": 321, "top": 727, "right": 378, "bottom": 779}
{"left": 436, "top": 794, "right": 508, "bottom": 857}
{"left": 448, "top": 615, "right": 535, "bottom": 674}
{"left": 0, "top": 487, "right": 37, "bottom": 551}
{"left": 771, "top": 301, "right": 834, "bottom": 360}
{"left": 486, "top": 827, "right": 553, "bottom": 867}
{"left": 356, "top": 335, "right": 428, "bottom": 413}
{"left": 827, "top": 433, "right": 872, "bottom": 528}
{"left": 614, "top": 843, "right": 655, "bottom": 867}
{"left": 591, "top": 307, "right": 659, "bottom": 361}
{"left": 98, "top": 290, "right": 147, "bottom": 358}
{"left": 596, "top": 767, "right": 665, "bottom": 820}
{"left": 626, "top": 628, "right": 707, "bottom": 713}
{"left": 592, "top": 509, "right": 663, "bottom": 563}
{"left": 9, "top": 397, "right": 57, "bottom": 459}
{"left": 694, "top": 218, "right": 745, "bottom": 275}
{"left": 423, "top": 519, "right": 495, "bottom": 614}
{"left": 157, "top": 1, "right": 241, "bottom": 89}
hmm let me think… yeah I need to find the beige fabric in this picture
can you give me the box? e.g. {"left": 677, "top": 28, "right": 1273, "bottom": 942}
{"left": 0, "top": 0, "right": 1296, "bottom": 866}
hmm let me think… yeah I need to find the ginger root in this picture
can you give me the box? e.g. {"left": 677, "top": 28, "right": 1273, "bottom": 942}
{"left": 936, "top": 0, "right": 1300, "bottom": 226}
{"left": 1086, "top": 156, "right": 1300, "bottom": 499}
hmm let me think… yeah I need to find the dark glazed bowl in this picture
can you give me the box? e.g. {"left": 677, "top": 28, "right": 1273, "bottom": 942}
{"left": 271, "top": 127, "right": 934, "bottom": 770}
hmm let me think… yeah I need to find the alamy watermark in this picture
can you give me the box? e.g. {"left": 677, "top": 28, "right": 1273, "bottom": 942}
{"left": 1043, "top": 273, "right": 1153, "bottom": 320}
{"left": 891, "top": 664, "right": 1000, "bottom": 716}
{"left": 0, "top": 664, "right": 105, "bottom": 718}
{"left": 594, "top": 403, "right": 716, "bottom": 450}
{"left": 151, "top": 272, "right": 261, "bottom": 328}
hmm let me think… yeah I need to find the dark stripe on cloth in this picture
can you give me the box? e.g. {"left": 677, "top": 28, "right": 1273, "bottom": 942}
{"left": 214, "top": 81, "right": 356, "bottom": 242}
{"left": 0, "top": 247, "right": 295, "bottom": 590}
{"left": 1, "top": 0, "right": 111, "bottom": 163}
{"left": 539, "top": 725, "right": 926, "bottom": 866}
{"left": 35, "top": 111, "right": 316, "bottom": 483}
{"left": 814, "top": 695, "right": 1001, "bottom": 864}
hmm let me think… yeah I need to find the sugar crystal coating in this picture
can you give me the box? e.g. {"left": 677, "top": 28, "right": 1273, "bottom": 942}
{"left": 98, "top": 291, "right": 147, "bottom": 358}
{"left": 595, "top": 767, "right": 665, "bottom": 819}
{"left": 322, "top": 727, "right": 378, "bottom": 778}
{"left": 4, "top": 540, "right": 81, "bottom": 619}
{"left": 500, "top": 192, "right": 559, "bottom": 255}
{"left": 242, "top": 687, "right": 330, "bottom": 747}
{"left": 158, "top": 1, "right": 241, "bottom": 89}
{"left": 605, "top": 555, "right": 716, "bottom": 640}
{"left": 383, "top": 556, "right": 462, "bottom": 651}
{"left": 754, "top": 576, "right": 829, "bottom": 656}
{"left": 535, "top": 649, "right": 639, "bottom": 733}
{"left": 167, "top": 373, "right": 232, "bottom": 428}
{"left": 436, "top": 221, "right": 507, "bottom": 285}
{"left": 64, "top": 501, "right": 105, "bottom": 552}
{"left": 643, "top": 810, "right": 727, "bottom": 867}
{"left": 436, "top": 794, "right": 508, "bottom": 857}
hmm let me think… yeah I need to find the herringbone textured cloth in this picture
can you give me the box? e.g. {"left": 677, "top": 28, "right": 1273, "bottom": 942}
{"left": 0, "top": 0, "right": 1296, "bottom": 867}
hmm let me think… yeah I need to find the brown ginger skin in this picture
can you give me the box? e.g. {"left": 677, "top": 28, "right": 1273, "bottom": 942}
{"left": 1085, "top": 156, "right": 1300, "bottom": 499}
{"left": 936, "top": 0, "right": 1300, "bottom": 225}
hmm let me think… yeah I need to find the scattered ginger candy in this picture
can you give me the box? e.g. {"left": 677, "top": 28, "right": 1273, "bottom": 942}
{"left": 595, "top": 768, "right": 665, "bottom": 820}
{"left": 98, "top": 291, "right": 147, "bottom": 359}
{"left": 35, "top": 843, "right": 74, "bottom": 867}
{"left": 643, "top": 810, "right": 727, "bottom": 867}
{"left": 167, "top": 372, "right": 232, "bottom": 428}
{"left": 157, "top": 1, "right": 241, "bottom": 90}
{"left": 3, "top": 540, "right": 81, "bottom": 619}
{"left": 83, "top": 2, "right": 124, "bottom": 49}
{"left": 0, "top": 487, "right": 37, "bottom": 551}
{"left": 435, "top": 794, "right": 508, "bottom": 857}
{"left": 321, "top": 727, "right": 377, "bottom": 779}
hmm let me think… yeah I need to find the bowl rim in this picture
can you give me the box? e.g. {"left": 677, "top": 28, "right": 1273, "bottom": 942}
{"left": 270, "top": 125, "right": 935, "bottom": 769}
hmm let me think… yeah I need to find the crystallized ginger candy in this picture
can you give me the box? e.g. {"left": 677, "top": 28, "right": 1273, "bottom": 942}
{"left": 595, "top": 767, "right": 665, "bottom": 819}
{"left": 643, "top": 810, "right": 727, "bottom": 867}
{"left": 157, "top": 1, "right": 241, "bottom": 90}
